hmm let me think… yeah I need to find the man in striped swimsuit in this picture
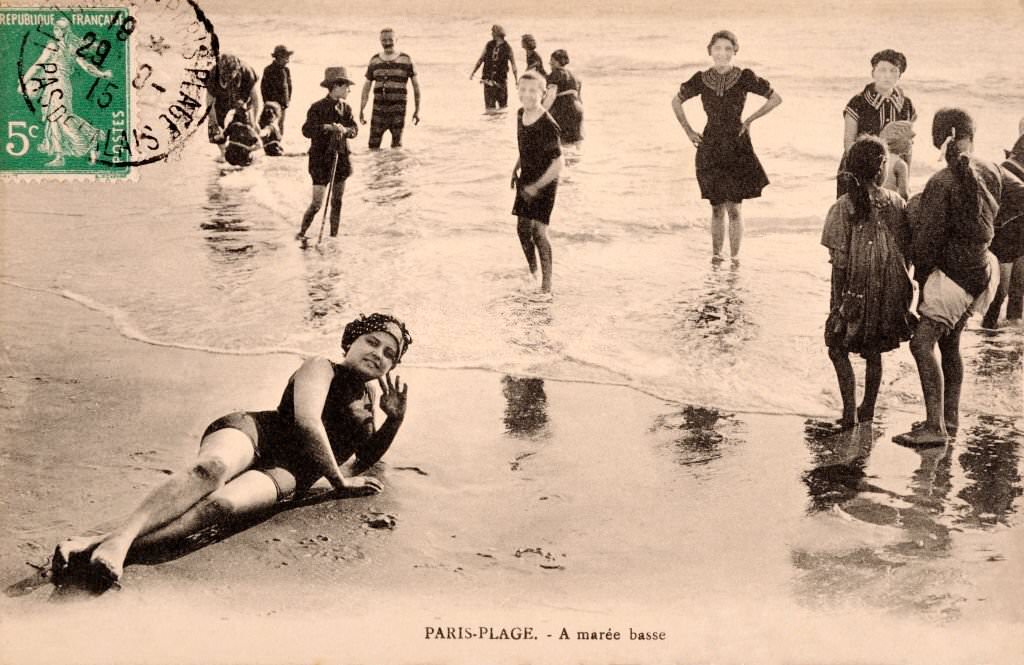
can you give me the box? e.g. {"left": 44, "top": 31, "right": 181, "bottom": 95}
{"left": 359, "top": 28, "right": 421, "bottom": 149}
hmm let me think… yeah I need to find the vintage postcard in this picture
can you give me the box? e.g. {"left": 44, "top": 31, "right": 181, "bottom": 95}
{"left": 1, "top": 0, "right": 1022, "bottom": 663}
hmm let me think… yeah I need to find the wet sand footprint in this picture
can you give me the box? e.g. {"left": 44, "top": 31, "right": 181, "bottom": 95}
{"left": 515, "top": 546, "right": 566, "bottom": 570}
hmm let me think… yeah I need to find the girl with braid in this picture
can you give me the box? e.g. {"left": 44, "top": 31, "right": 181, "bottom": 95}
{"left": 822, "top": 135, "right": 916, "bottom": 429}
{"left": 894, "top": 109, "right": 1024, "bottom": 445}
{"left": 52, "top": 314, "right": 412, "bottom": 590}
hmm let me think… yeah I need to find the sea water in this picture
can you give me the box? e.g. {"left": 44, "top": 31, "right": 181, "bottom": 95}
{"left": 2, "top": 3, "right": 1022, "bottom": 419}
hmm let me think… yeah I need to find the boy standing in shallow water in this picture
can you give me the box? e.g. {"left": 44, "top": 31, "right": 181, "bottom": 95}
{"left": 298, "top": 67, "right": 359, "bottom": 240}
{"left": 510, "top": 71, "right": 563, "bottom": 294}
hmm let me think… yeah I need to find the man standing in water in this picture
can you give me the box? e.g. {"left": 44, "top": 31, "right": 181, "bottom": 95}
{"left": 261, "top": 45, "right": 293, "bottom": 137}
{"left": 359, "top": 28, "right": 421, "bottom": 149}
{"left": 470, "top": 25, "right": 518, "bottom": 111}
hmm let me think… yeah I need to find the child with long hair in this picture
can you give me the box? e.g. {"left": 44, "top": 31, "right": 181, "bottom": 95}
{"left": 822, "top": 135, "right": 917, "bottom": 427}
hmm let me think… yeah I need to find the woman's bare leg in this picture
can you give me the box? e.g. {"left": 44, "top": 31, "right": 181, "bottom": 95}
{"left": 725, "top": 201, "right": 743, "bottom": 260}
{"left": 710, "top": 203, "right": 727, "bottom": 260}
{"left": 55, "top": 429, "right": 256, "bottom": 583}
{"left": 133, "top": 469, "right": 284, "bottom": 549}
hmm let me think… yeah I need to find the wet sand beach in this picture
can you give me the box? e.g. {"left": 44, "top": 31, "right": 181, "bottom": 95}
{"left": 3, "top": 1, "right": 1024, "bottom": 662}
{"left": 2, "top": 282, "right": 1022, "bottom": 664}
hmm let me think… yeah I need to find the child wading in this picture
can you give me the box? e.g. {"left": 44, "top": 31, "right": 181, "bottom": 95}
{"left": 298, "top": 67, "right": 359, "bottom": 240}
{"left": 510, "top": 70, "right": 564, "bottom": 294}
{"left": 259, "top": 101, "right": 285, "bottom": 156}
{"left": 822, "top": 136, "right": 917, "bottom": 428}
{"left": 222, "top": 104, "right": 262, "bottom": 167}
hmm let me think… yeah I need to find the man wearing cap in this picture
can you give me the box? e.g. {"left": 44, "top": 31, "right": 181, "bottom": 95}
{"left": 261, "top": 45, "right": 293, "bottom": 136}
{"left": 298, "top": 67, "right": 359, "bottom": 239}
{"left": 359, "top": 28, "right": 420, "bottom": 149}
{"left": 470, "top": 24, "right": 518, "bottom": 110}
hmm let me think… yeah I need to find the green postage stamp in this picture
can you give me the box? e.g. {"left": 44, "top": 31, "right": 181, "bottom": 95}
{"left": 1, "top": 6, "right": 132, "bottom": 177}
{"left": 1, "top": 1, "right": 218, "bottom": 179}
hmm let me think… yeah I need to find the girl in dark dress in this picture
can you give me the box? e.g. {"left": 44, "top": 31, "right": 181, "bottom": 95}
{"left": 822, "top": 136, "right": 916, "bottom": 428}
{"left": 543, "top": 49, "right": 583, "bottom": 145}
{"left": 671, "top": 30, "right": 782, "bottom": 263}
{"left": 511, "top": 71, "right": 564, "bottom": 294}
{"left": 837, "top": 49, "right": 917, "bottom": 197}
{"left": 52, "top": 313, "right": 412, "bottom": 590}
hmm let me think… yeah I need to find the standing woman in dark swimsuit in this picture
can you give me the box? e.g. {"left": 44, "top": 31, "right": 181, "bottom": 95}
{"left": 837, "top": 49, "right": 917, "bottom": 197}
{"left": 52, "top": 313, "right": 412, "bottom": 589}
{"left": 671, "top": 30, "right": 782, "bottom": 264}
{"left": 543, "top": 49, "right": 583, "bottom": 145}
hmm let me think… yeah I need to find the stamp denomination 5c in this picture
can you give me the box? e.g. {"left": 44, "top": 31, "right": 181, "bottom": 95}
{"left": 1, "top": 1, "right": 218, "bottom": 180}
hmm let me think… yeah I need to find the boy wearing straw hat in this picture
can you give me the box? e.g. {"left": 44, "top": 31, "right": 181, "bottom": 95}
{"left": 298, "top": 67, "right": 359, "bottom": 240}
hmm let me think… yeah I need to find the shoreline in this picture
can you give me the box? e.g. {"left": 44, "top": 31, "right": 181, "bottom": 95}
{"left": 1, "top": 284, "right": 1022, "bottom": 664}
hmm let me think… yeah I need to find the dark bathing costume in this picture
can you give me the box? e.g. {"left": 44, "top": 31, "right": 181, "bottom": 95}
{"left": 482, "top": 39, "right": 514, "bottom": 108}
{"left": 677, "top": 67, "right": 774, "bottom": 206}
{"left": 512, "top": 108, "right": 562, "bottom": 224}
{"left": 525, "top": 50, "right": 546, "bottom": 78}
{"left": 302, "top": 95, "right": 357, "bottom": 185}
{"left": 546, "top": 67, "right": 583, "bottom": 144}
{"left": 260, "top": 60, "right": 292, "bottom": 133}
{"left": 837, "top": 83, "right": 917, "bottom": 197}
{"left": 201, "top": 363, "right": 374, "bottom": 499}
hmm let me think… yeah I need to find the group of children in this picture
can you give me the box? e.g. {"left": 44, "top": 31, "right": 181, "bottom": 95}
{"left": 822, "top": 112, "right": 1024, "bottom": 444}
{"left": 214, "top": 101, "right": 285, "bottom": 168}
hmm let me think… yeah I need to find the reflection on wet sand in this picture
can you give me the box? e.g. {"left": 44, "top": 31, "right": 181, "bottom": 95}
{"left": 201, "top": 178, "right": 257, "bottom": 259}
{"left": 673, "top": 263, "right": 753, "bottom": 359}
{"left": 302, "top": 256, "right": 346, "bottom": 326}
{"left": 969, "top": 332, "right": 1024, "bottom": 415}
{"left": 793, "top": 417, "right": 1023, "bottom": 617}
{"left": 652, "top": 405, "right": 741, "bottom": 467}
{"left": 501, "top": 375, "right": 550, "bottom": 473}
{"left": 501, "top": 376, "right": 549, "bottom": 438}
{"left": 954, "top": 415, "right": 1022, "bottom": 528}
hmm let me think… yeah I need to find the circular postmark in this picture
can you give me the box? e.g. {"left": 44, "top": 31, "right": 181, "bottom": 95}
{"left": 10, "top": 0, "right": 218, "bottom": 172}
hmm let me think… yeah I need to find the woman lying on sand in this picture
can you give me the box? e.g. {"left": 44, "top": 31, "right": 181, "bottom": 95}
{"left": 52, "top": 313, "right": 412, "bottom": 589}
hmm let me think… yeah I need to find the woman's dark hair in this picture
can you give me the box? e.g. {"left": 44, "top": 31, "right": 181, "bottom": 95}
{"left": 932, "top": 107, "right": 979, "bottom": 236}
{"left": 521, "top": 34, "right": 536, "bottom": 50}
{"left": 841, "top": 135, "right": 888, "bottom": 223}
{"left": 707, "top": 30, "right": 738, "bottom": 54}
{"left": 551, "top": 49, "right": 570, "bottom": 66}
{"left": 870, "top": 49, "right": 907, "bottom": 74}
{"left": 341, "top": 313, "right": 413, "bottom": 364}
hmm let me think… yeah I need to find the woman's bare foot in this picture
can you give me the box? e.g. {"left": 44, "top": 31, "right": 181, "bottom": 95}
{"left": 52, "top": 534, "right": 104, "bottom": 582}
{"left": 892, "top": 426, "right": 947, "bottom": 447}
{"left": 87, "top": 535, "right": 133, "bottom": 585}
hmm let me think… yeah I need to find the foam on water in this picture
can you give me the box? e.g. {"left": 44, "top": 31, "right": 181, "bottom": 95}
{"left": 2, "top": 8, "right": 1023, "bottom": 420}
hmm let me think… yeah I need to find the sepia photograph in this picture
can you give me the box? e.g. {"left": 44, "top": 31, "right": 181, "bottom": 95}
{"left": 1, "top": 0, "right": 1022, "bottom": 663}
